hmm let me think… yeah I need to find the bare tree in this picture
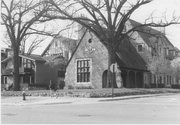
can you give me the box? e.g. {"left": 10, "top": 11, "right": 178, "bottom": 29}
{"left": 26, "top": 36, "right": 47, "bottom": 55}
{"left": 42, "top": 0, "right": 180, "bottom": 88}
{"left": 1, "top": 0, "right": 52, "bottom": 90}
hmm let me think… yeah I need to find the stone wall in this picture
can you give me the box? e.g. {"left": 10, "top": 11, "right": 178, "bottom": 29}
{"left": 65, "top": 30, "right": 108, "bottom": 89}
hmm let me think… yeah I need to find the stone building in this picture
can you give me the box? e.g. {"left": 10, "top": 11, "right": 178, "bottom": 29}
{"left": 65, "top": 20, "right": 179, "bottom": 89}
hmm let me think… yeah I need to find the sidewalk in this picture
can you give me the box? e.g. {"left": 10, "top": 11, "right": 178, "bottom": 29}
{"left": 1, "top": 93, "right": 176, "bottom": 106}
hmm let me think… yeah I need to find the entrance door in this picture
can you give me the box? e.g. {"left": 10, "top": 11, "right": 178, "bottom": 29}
{"left": 121, "top": 70, "right": 127, "bottom": 87}
{"left": 102, "top": 70, "right": 108, "bottom": 88}
{"left": 23, "top": 75, "right": 30, "bottom": 84}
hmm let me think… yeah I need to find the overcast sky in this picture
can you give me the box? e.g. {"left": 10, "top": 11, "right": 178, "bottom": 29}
{"left": 131, "top": 0, "right": 180, "bottom": 49}
{"left": 1, "top": 0, "right": 180, "bottom": 55}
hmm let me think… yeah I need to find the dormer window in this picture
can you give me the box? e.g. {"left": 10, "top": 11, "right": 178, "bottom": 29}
{"left": 137, "top": 44, "right": 143, "bottom": 52}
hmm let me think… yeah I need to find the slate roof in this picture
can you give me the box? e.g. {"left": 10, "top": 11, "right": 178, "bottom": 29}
{"left": 66, "top": 19, "right": 176, "bottom": 71}
{"left": 66, "top": 28, "right": 147, "bottom": 71}
{"left": 116, "top": 38, "right": 147, "bottom": 71}
{"left": 129, "top": 19, "right": 174, "bottom": 49}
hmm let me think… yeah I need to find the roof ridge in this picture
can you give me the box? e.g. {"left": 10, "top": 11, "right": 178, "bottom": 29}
{"left": 66, "top": 29, "right": 88, "bottom": 67}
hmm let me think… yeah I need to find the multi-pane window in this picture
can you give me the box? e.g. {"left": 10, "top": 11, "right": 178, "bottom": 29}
{"left": 77, "top": 59, "right": 90, "bottom": 83}
{"left": 23, "top": 58, "right": 35, "bottom": 69}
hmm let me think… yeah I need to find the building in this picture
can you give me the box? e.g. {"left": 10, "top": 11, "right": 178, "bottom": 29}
{"left": 1, "top": 53, "right": 67, "bottom": 90}
{"left": 41, "top": 36, "right": 77, "bottom": 62}
{"left": 65, "top": 20, "right": 178, "bottom": 89}
{"left": 1, "top": 47, "right": 12, "bottom": 61}
{"left": 1, "top": 36, "right": 77, "bottom": 90}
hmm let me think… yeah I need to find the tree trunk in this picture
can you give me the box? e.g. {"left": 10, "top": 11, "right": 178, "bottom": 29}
{"left": 13, "top": 47, "right": 20, "bottom": 91}
{"left": 107, "top": 45, "right": 117, "bottom": 88}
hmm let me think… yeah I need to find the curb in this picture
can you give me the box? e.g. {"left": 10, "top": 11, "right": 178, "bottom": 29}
{"left": 98, "top": 93, "right": 176, "bottom": 102}
{"left": 1, "top": 100, "right": 73, "bottom": 106}
{"left": 1, "top": 93, "right": 178, "bottom": 106}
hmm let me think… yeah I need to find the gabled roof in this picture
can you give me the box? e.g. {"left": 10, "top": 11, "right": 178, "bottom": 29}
{"left": 116, "top": 39, "right": 147, "bottom": 71}
{"left": 19, "top": 54, "right": 45, "bottom": 62}
{"left": 1, "top": 54, "right": 46, "bottom": 64}
{"left": 129, "top": 19, "right": 174, "bottom": 49}
{"left": 41, "top": 36, "right": 77, "bottom": 56}
{"left": 66, "top": 28, "right": 147, "bottom": 71}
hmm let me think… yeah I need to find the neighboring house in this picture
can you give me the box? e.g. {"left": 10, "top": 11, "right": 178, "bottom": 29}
{"left": 1, "top": 36, "right": 77, "bottom": 90}
{"left": 1, "top": 47, "right": 12, "bottom": 61}
{"left": 128, "top": 20, "right": 178, "bottom": 87}
{"left": 41, "top": 36, "right": 77, "bottom": 62}
{"left": 171, "top": 57, "right": 180, "bottom": 87}
{"left": 65, "top": 20, "right": 178, "bottom": 89}
{"left": 1, "top": 52, "right": 66, "bottom": 90}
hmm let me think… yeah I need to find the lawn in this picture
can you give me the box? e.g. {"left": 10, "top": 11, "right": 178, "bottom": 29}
{"left": 1, "top": 88, "right": 180, "bottom": 98}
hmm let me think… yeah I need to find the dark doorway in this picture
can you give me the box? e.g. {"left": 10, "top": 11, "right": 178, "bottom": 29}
{"left": 121, "top": 70, "right": 127, "bottom": 87}
{"left": 129, "top": 71, "right": 135, "bottom": 88}
{"left": 102, "top": 70, "right": 108, "bottom": 88}
{"left": 136, "top": 72, "right": 143, "bottom": 88}
{"left": 23, "top": 75, "right": 30, "bottom": 84}
{"left": 58, "top": 70, "right": 65, "bottom": 89}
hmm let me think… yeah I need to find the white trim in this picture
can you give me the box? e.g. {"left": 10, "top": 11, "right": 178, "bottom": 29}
{"left": 19, "top": 55, "right": 36, "bottom": 62}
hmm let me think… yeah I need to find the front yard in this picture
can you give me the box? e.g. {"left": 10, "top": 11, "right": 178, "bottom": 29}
{"left": 1, "top": 88, "right": 180, "bottom": 98}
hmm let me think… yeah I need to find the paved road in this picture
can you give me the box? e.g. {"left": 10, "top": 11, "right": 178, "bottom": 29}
{"left": 1, "top": 93, "right": 180, "bottom": 124}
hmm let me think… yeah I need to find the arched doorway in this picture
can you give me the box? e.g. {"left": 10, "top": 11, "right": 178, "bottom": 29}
{"left": 121, "top": 70, "right": 127, "bottom": 87}
{"left": 102, "top": 70, "right": 108, "bottom": 88}
{"left": 129, "top": 71, "right": 135, "bottom": 88}
{"left": 136, "top": 72, "right": 143, "bottom": 88}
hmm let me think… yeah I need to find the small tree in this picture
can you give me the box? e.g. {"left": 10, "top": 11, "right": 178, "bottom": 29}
{"left": 42, "top": 0, "right": 180, "bottom": 88}
{"left": 1, "top": 0, "right": 52, "bottom": 90}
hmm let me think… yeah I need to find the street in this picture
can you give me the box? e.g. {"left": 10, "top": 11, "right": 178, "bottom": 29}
{"left": 1, "top": 93, "right": 180, "bottom": 124}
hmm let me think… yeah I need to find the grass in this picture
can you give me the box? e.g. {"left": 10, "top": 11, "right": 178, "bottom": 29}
{"left": 1, "top": 88, "right": 180, "bottom": 98}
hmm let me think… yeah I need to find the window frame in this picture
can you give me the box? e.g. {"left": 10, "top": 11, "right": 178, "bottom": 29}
{"left": 75, "top": 58, "right": 92, "bottom": 84}
{"left": 137, "top": 43, "right": 144, "bottom": 52}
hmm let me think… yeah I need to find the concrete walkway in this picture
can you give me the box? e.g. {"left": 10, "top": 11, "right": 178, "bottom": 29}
{"left": 1, "top": 93, "right": 175, "bottom": 106}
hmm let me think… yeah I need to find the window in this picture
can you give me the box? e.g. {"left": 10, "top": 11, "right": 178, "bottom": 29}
{"left": 160, "top": 76, "right": 162, "bottom": 84}
{"left": 77, "top": 59, "right": 90, "bottom": 83}
{"left": 137, "top": 44, "right": 143, "bottom": 52}
{"left": 19, "top": 57, "right": 22, "bottom": 67}
{"left": 4, "top": 77, "right": 7, "bottom": 84}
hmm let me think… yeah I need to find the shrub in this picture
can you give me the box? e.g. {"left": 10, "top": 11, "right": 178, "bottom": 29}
{"left": 171, "top": 84, "right": 180, "bottom": 89}
{"left": 75, "top": 85, "right": 93, "bottom": 89}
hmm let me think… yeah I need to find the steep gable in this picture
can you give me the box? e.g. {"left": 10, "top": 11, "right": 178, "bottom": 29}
{"left": 41, "top": 36, "right": 77, "bottom": 57}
